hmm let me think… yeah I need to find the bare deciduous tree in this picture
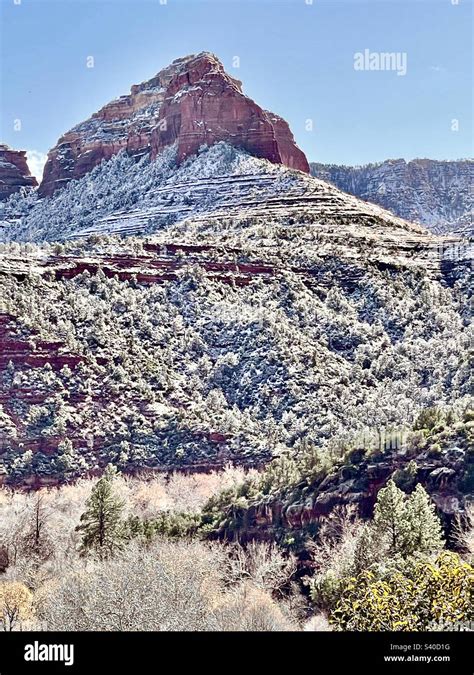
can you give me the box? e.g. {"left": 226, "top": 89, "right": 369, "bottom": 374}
{"left": 225, "top": 541, "right": 297, "bottom": 597}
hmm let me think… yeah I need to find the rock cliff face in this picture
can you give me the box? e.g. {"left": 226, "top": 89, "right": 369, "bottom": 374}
{"left": 150, "top": 53, "right": 309, "bottom": 172}
{"left": 207, "top": 431, "right": 472, "bottom": 545}
{"left": 310, "top": 158, "right": 474, "bottom": 236}
{"left": 0, "top": 145, "right": 38, "bottom": 200}
{"left": 39, "top": 53, "right": 309, "bottom": 197}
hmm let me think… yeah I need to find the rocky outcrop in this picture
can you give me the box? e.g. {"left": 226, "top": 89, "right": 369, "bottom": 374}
{"left": 209, "top": 437, "right": 472, "bottom": 545}
{"left": 0, "top": 145, "right": 37, "bottom": 200}
{"left": 310, "top": 158, "right": 474, "bottom": 236}
{"left": 39, "top": 52, "right": 309, "bottom": 197}
{"left": 38, "top": 69, "right": 170, "bottom": 197}
{"left": 150, "top": 53, "right": 309, "bottom": 172}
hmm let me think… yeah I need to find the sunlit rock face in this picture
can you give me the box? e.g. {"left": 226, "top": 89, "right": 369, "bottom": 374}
{"left": 39, "top": 52, "right": 309, "bottom": 197}
{"left": 149, "top": 52, "right": 309, "bottom": 173}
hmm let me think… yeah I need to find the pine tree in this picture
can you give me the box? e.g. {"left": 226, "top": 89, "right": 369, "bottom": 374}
{"left": 76, "top": 465, "right": 125, "bottom": 559}
{"left": 353, "top": 523, "right": 381, "bottom": 574}
{"left": 373, "top": 479, "right": 411, "bottom": 556}
{"left": 406, "top": 484, "right": 444, "bottom": 556}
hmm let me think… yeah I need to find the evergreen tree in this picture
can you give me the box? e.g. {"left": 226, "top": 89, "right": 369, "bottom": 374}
{"left": 76, "top": 465, "right": 125, "bottom": 559}
{"left": 373, "top": 480, "right": 444, "bottom": 559}
{"left": 406, "top": 483, "right": 444, "bottom": 556}
{"left": 373, "top": 480, "right": 411, "bottom": 556}
{"left": 55, "top": 438, "right": 88, "bottom": 478}
{"left": 353, "top": 523, "right": 381, "bottom": 574}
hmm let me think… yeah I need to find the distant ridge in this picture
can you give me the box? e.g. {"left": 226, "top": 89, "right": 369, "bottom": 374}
{"left": 310, "top": 158, "right": 473, "bottom": 236}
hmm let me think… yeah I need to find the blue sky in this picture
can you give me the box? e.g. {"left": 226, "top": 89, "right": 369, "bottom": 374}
{"left": 0, "top": 0, "right": 472, "bottom": 178}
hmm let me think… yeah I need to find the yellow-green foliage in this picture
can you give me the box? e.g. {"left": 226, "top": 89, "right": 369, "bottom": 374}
{"left": 0, "top": 581, "right": 34, "bottom": 631}
{"left": 332, "top": 551, "right": 474, "bottom": 631}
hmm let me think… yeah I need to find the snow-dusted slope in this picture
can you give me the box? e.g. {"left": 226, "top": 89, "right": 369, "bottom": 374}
{"left": 2, "top": 143, "right": 472, "bottom": 295}
{"left": 1, "top": 143, "right": 427, "bottom": 244}
{"left": 310, "top": 159, "right": 473, "bottom": 236}
{"left": 0, "top": 217, "right": 471, "bottom": 486}
{"left": 0, "top": 144, "right": 471, "bottom": 486}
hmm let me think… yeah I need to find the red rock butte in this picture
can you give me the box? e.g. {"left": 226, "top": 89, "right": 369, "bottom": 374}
{"left": 39, "top": 52, "right": 310, "bottom": 197}
{"left": 0, "top": 145, "right": 38, "bottom": 199}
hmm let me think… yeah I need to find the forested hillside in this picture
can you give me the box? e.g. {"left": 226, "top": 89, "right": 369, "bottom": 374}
{"left": 0, "top": 220, "right": 471, "bottom": 486}
{"left": 0, "top": 114, "right": 471, "bottom": 637}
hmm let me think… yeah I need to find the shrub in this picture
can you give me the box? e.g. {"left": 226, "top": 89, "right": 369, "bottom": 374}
{"left": 0, "top": 581, "right": 34, "bottom": 631}
{"left": 331, "top": 551, "right": 474, "bottom": 631}
{"left": 414, "top": 407, "right": 444, "bottom": 432}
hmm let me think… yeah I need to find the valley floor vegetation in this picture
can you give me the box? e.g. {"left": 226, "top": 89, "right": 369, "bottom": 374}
{"left": 0, "top": 458, "right": 472, "bottom": 632}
